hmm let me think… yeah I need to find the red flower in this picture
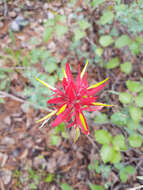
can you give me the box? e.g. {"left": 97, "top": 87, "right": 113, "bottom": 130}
{"left": 35, "top": 61, "right": 111, "bottom": 136}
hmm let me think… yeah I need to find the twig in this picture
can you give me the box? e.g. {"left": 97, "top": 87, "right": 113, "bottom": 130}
{"left": 39, "top": 118, "right": 50, "bottom": 128}
{"left": 127, "top": 185, "right": 143, "bottom": 190}
{"left": 3, "top": 0, "right": 8, "bottom": 16}
{"left": 108, "top": 90, "right": 119, "bottom": 95}
{"left": 0, "top": 90, "right": 52, "bottom": 112}
{"left": 87, "top": 135, "right": 98, "bottom": 149}
{"left": 113, "top": 184, "right": 124, "bottom": 190}
{"left": 0, "top": 179, "right": 5, "bottom": 190}
{"left": 124, "top": 157, "right": 143, "bottom": 166}
{"left": 0, "top": 67, "right": 31, "bottom": 70}
{"left": 0, "top": 91, "right": 25, "bottom": 102}
{"left": 86, "top": 37, "right": 95, "bottom": 46}
{"left": 111, "top": 73, "right": 121, "bottom": 91}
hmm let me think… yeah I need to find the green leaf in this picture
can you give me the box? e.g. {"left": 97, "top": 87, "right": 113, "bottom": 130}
{"left": 61, "top": 183, "right": 73, "bottom": 190}
{"left": 89, "top": 183, "right": 104, "bottom": 190}
{"left": 119, "top": 92, "right": 132, "bottom": 104}
{"left": 0, "top": 73, "right": 6, "bottom": 79}
{"left": 62, "top": 131, "right": 69, "bottom": 139}
{"left": 56, "top": 25, "right": 68, "bottom": 38}
{"left": 99, "top": 35, "right": 114, "bottom": 47}
{"left": 41, "top": 50, "right": 51, "bottom": 60}
{"left": 43, "top": 54, "right": 57, "bottom": 63}
{"left": 73, "top": 29, "right": 86, "bottom": 41}
{"left": 129, "top": 106, "right": 142, "bottom": 123}
{"left": 94, "top": 113, "right": 108, "bottom": 124}
{"left": 100, "top": 145, "right": 114, "bottom": 163}
{"left": 106, "top": 57, "right": 120, "bottom": 69}
{"left": 29, "top": 37, "right": 41, "bottom": 45}
{"left": 22, "top": 55, "right": 29, "bottom": 67}
{"left": 53, "top": 123, "right": 65, "bottom": 134}
{"left": 136, "top": 36, "right": 143, "bottom": 44}
{"left": 0, "top": 68, "right": 13, "bottom": 73}
{"left": 45, "top": 174, "right": 55, "bottom": 183}
{"left": 0, "top": 80, "right": 8, "bottom": 90}
{"left": 33, "top": 175, "right": 39, "bottom": 184}
{"left": 50, "top": 135, "right": 60, "bottom": 146}
{"left": 127, "top": 119, "right": 141, "bottom": 130}
{"left": 135, "top": 91, "right": 143, "bottom": 107}
{"left": 129, "top": 134, "right": 142, "bottom": 148}
{"left": 78, "top": 20, "right": 90, "bottom": 30}
{"left": 112, "top": 135, "right": 126, "bottom": 151}
{"left": 110, "top": 112, "right": 127, "bottom": 126}
{"left": 125, "top": 166, "right": 136, "bottom": 174}
{"left": 95, "top": 48, "right": 103, "bottom": 56}
{"left": 99, "top": 10, "right": 114, "bottom": 25}
{"left": 120, "top": 166, "right": 136, "bottom": 183}
{"left": 95, "top": 130, "right": 112, "bottom": 145}
{"left": 120, "top": 171, "right": 128, "bottom": 183}
{"left": 44, "top": 62, "right": 58, "bottom": 73}
{"left": 43, "top": 28, "right": 54, "bottom": 42}
{"left": 129, "top": 42, "right": 141, "bottom": 55}
{"left": 115, "top": 35, "right": 132, "bottom": 48}
{"left": 30, "top": 49, "right": 40, "bottom": 63}
{"left": 110, "top": 27, "right": 119, "bottom": 37}
{"left": 29, "top": 183, "right": 37, "bottom": 189}
{"left": 114, "top": 163, "right": 124, "bottom": 170}
{"left": 0, "top": 98, "right": 5, "bottom": 104}
{"left": 120, "top": 62, "right": 132, "bottom": 74}
{"left": 56, "top": 15, "right": 66, "bottom": 23}
{"left": 88, "top": 160, "right": 99, "bottom": 172}
{"left": 91, "top": 0, "right": 105, "bottom": 8}
{"left": 47, "top": 76, "right": 57, "bottom": 86}
{"left": 102, "top": 165, "right": 111, "bottom": 178}
{"left": 111, "top": 151, "right": 121, "bottom": 164}
{"left": 9, "top": 29, "right": 15, "bottom": 45}
{"left": 126, "top": 80, "right": 143, "bottom": 93}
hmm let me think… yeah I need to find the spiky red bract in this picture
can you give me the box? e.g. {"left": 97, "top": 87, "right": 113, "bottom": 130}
{"left": 45, "top": 63, "right": 109, "bottom": 135}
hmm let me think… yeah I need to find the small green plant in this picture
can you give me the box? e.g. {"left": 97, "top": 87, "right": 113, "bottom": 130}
{"left": 106, "top": 57, "right": 120, "bottom": 69}
{"left": 115, "top": 163, "right": 136, "bottom": 183}
{"left": 50, "top": 135, "right": 61, "bottom": 146}
{"left": 0, "top": 70, "right": 11, "bottom": 92}
{"left": 91, "top": 0, "right": 106, "bottom": 8}
{"left": 94, "top": 113, "right": 108, "bottom": 124}
{"left": 95, "top": 130, "right": 126, "bottom": 163}
{"left": 50, "top": 123, "right": 69, "bottom": 145}
{"left": 107, "top": 79, "right": 143, "bottom": 156}
{"left": 28, "top": 168, "right": 39, "bottom": 189}
{"left": 22, "top": 47, "right": 62, "bottom": 108}
{"left": 99, "top": 35, "right": 114, "bottom": 47}
{"left": 12, "top": 169, "right": 21, "bottom": 187}
{"left": 115, "top": 1, "right": 143, "bottom": 34}
{"left": 118, "top": 80, "right": 143, "bottom": 125}
{"left": 44, "top": 173, "right": 55, "bottom": 183}
{"left": 9, "top": 29, "right": 15, "bottom": 46}
{"left": 88, "top": 160, "right": 111, "bottom": 179}
{"left": 120, "top": 62, "right": 132, "bottom": 75}
{"left": 115, "top": 35, "right": 131, "bottom": 49}
{"left": 73, "top": 18, "right": 90, "bottom": 42}
{"left": 99, "top": 10, "right": 114, "bottom": 25}
{"left": 61, "top": 183, "right": 73, "bottom": 190}
{"left": 43, "top": 14, "right": 68, "bottom": 42}
{"left": 89, "top": 183, "right": 105, "bottom": 190}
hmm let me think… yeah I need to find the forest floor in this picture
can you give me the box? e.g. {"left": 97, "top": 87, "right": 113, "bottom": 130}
{"left": 0, "top": 0, "right": 143, "bottom": 190}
